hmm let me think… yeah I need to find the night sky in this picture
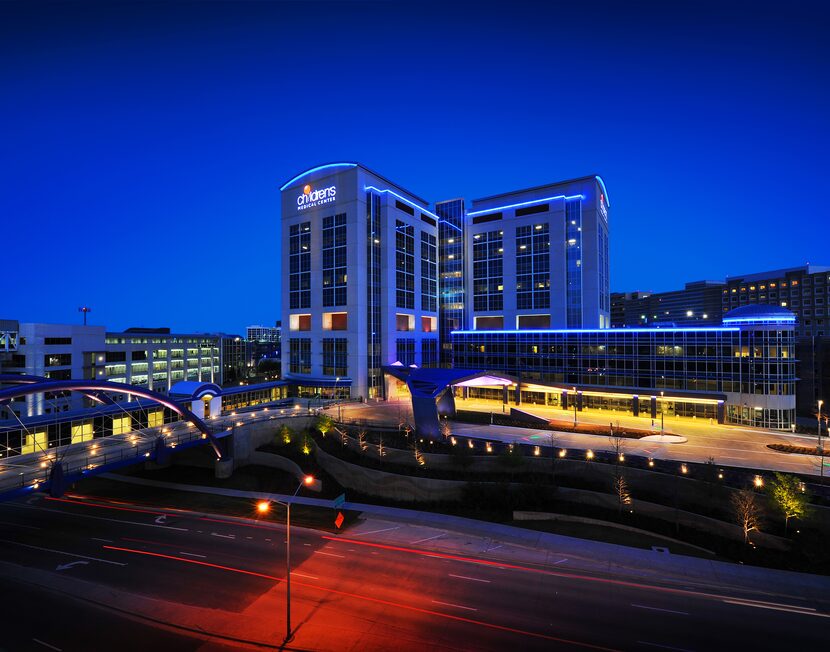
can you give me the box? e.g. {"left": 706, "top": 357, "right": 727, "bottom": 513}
{"left": 2, "top": 1, "right": 828, "bottom": 333}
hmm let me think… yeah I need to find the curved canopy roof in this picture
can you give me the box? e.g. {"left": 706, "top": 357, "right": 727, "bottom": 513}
{"left": 723, "top": 304, "right": 796, "bottom": 323}
{"left": 169, "top": 381, "right": 223, "bottom": 399}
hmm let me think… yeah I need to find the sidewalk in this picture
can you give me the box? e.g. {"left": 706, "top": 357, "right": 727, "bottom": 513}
{"left": 99, "top": 472, "right": 830, "bottom": 608}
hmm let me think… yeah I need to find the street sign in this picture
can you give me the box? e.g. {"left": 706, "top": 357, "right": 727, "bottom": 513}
{"left": 334, "top": 511, "right": 345, "bottom": 529}
{"left": 333, "top": 493, "right": 346, "bottom": 509}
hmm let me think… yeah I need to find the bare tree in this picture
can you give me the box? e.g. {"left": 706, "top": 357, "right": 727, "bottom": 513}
{"left": 608, "top": 427, "right": 626, "bottom": 465}
{"left": 731, "top": 489, "right": 762, "bottom": 544}
{"left": 440, "top": 418, "right": 452, "bottom": 440}
{"left": 357, "top": 430, "right": 368, "bottom": 452}
{"left": 769, "top": 472, "right": 809, "bottom": 535}
{"left": 378, "top": 434, "right": 385, "bottom": 460}
{"left": 316, "top": 413, "right": 334, "bottom": 438}
{"left": 614, "top": 473, "right": 632, "bottom": 515}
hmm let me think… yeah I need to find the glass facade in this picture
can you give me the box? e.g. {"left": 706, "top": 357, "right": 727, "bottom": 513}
{"left": 437, "top": 199, "right": 465, "bottom": 367}
{"left": 367, "top": 191, "right": 383, "bottom": 398}
{"left": 472, "top": 229, "right": 503, "bottom": 311}
{"left": 288, "top": 338, "right": 311, "bottom": 375}
{"left": 516, "top": 223, "right": 550, "bottom": 310}
{"left": 395, "top": 220, "right": 415, "bottom": 309}
{"left": 289, "top": 222, "right": 311, "bottom": 310}
{"left": 396, "top": 338, "right": 415, "bottom": 366}
{"left": 565, "top": 199, "right": 582, "bottom": 328}
{"left": 420, "top": 231, "right": 437, "bottom": 313}
{"left": 322, "top": 213, "right": 347, "bottom": 307}
{"left": 322, "top": 338, "right": 348, "bottom": 377}
{"left": 453, "top": 324, "right": 796, "bottom": 429}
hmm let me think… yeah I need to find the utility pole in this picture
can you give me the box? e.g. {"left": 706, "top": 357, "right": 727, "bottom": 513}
{"left": 78, "top": 306, "right": 92, "bottom": 326}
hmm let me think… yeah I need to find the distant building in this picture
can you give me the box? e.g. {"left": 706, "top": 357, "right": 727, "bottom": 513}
{"left": 611, "top": 281, "right": 724, "bottom": 327}
{"left": 247, "top": 323, "right": 281, "bottom": 343}
{"left": 613, "top": 264, "right": 830, "bottom": 417}
{"left": 219, "top": 335, "right": 247, "bottom": 385}
{"left": 0, "top": 323, "right": 222, "bottom": 419}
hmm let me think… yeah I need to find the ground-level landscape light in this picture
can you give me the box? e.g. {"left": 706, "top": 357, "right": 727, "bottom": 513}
{"left": 680, "top": 464, "right": 688, "bottom": 474}
{"left": 648, "top": 458, "right": 654, "bottom": 467}
{"left": 754, "top": 475, "right": 764, "bottom": 489}
{"left": 586, "top": 450, "right": 594, "bottom": 460}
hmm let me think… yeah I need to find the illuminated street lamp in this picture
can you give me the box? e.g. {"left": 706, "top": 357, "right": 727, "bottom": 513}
{"left": 264, "top": 474, "right": 316, "bottom": 644}
{"left": 660, "top": 391, "right": 665, "bottom": 433}
{"left": 572, "top": 387, "right": 578, "bottom": 427}
{"left": 819, "top": 400, "right": 825, "bottom": 481}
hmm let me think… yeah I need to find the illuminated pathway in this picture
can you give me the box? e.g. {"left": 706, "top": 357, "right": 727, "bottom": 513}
{"left": 336, "top": 400, "right": 827, "bottom": 476}
{"left": 0, "top": 490, "right": 828, "bottom": 651}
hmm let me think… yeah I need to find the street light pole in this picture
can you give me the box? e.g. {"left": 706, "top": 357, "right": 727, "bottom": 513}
{"left": 660, "top": 391, "right": 665, "bottom": 434}
{"left": 333, "top": 376, "right": 341, "bottom": 422}
{"left": 819, "top": 400, "right": 824, "bottom": 481}
{"left": 572, "top": 387, "right": 577, "bottom": 427}
{"left": 260, "top": 475, "right": 315, "bottom": 645}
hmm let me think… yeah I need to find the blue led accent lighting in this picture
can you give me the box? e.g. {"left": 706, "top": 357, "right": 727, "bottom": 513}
{"left": 364, "top": 185, "right": 440, "bottom": 220}
{"left": 439, "top": 218, "right": 462, "bottom": 233}
{"left": 280, "top": 163, "right": 357, "bottom": 191}
{"left": 722, "top": 317, "right": 796, "bottom": 324}
{"left": 595, "top": 175, "right": 610, "bottom": 207}
{"left": 467, "top": 194, "right": 585, "bottom": 217}
{"left": 452, "top": 327, "right": 742, "bottom": 335}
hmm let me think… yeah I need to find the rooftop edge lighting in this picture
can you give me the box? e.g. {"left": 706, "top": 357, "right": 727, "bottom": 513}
{"left": 467, "top": 194, "right": 585, "bottom": 217}
{"left": 280, "top": 163, "right": 357, "bottom": 191}
{"left": 451, "top": 327, "right": 742, "bottom": 335}
{"left": 364, "top": 185, "right": 440, "bottom": 220}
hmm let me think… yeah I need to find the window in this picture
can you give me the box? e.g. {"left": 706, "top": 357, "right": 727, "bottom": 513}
{"left": 289, "top": 314, "right": 311, "bottom": 331}
{"left": 396, "top": 338, "right": 415, "bottom": 366}
{"left": 421, "top": 338, "right": 439, "bottom": 368}
{"left": 472, "top": 229, "right": 503, "bottom": 311}
{"left": 323, "top": 312, "right": 348, "bottom": 330}
{"left": 44, "top": 337, "right": 72, "bottom": 345}
{"left": 421, "top": 231, "right": 437, "bottom": 312}
{"left": 515, "top": 203, "right": 549, "bottom": 217}
{"left": 288, "top": 338, "right": 311, "bottom": 374}
{"left": 395, "top": 200, "right": 415, "bottom": 216}
{"left": 289, "top": 222, "right": 311, "bottom": 309}
{"left": 472, "top": 212, "right": 502, "bottom": 224}
{"left": 322, "top": 213, "right": 347, "bottom": 306}
{"left": 395, "top": 220, "right": 415, "bottom": 309}
{"left": 322, "top": 338, "right": 348, "bottom": 377}
{"left": 44, "top": 353, "right": 71, "bottom": 367}
{"left": 516, "top": 224, "right": 550, "bottom": 309}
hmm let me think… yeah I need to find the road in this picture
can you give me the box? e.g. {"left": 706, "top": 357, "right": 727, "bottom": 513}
{"left": 336, "top": 399, "right": 828, "bottom": 476}
{"left": 0, "top": 491, "right": 827, "bottom": 651}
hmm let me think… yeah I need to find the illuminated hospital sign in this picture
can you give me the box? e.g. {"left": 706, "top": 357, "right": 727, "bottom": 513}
{"left": 297, "top": 183, "right": 337, "bottom": 210}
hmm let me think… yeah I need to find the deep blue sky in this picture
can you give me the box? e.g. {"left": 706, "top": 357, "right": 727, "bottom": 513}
{"left": 2, "top": 1, "right": 828, "bottom": 333}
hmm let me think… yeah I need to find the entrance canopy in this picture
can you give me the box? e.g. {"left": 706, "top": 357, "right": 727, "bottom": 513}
{"left": 381, "top": 366, "right": 515, "bottom": 399}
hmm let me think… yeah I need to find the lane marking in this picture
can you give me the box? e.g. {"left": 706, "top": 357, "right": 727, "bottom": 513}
{"left": 101, "top": 546, "right": 620, "bottom": 651}
{"left": 350, "top": 526, "right": 401, "bottom": 537}
{"left": 292, "top": 571, "right": 318, "bottom": 580}
{"left": 411, "top": 533, "right": 445, "bottom": 545}
{"left": 4, "top": 503, "right": 188, "bottom": 531}
{"left": 91, "top": 538, "right": 113, "bottom": 543}
{"left": 314, "top": 550, "right": 345, "bottom": 558}
{"left": 211, "top": 532, "right": 236, "bottom": 539}
{"left": 552, "top": 558, "right": 569, "bottom": 565}
{"left": 637, "top": 643, "right": 694, "bottom": 652}
{"left": 631, "top": 604, "right": 688, "bottom": 616}
{"left": 449, "top": 574, "right": 491, "bottom": 583}
{"left": 722, "top": 599, "right": 828, "bottom": 617}
{"left": 179, "top": 552, "right": 207, "bottom": 559}
{"left": 0, "top": 539, "right": 127, "bottom": 566}
{"left": 32, "top": 639, "right": 62, "bottom": 651}
{"left": 431, "top": 600, "right": 478, "bottom": 612}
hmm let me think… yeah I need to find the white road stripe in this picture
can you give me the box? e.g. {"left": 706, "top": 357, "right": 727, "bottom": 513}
{"left": 0, "top": 539, "right": 127, "bottom": 566}
{"left": 432, "top": 600, "right": 478, "bottom": 612}
{"left": 631, "top": 604, "right": 689, "bottom": 616}
{"left": 449, "top": 574, "right": 491, "bottom": 583}
{"left": 210, "top": 532, "right": 236, "bottom": 539}
{"left": 291, "top": 571, "right": 318, "bottom": 580}
{"left": 411, "top": 533, "right": 445, "bottom": 544}
{"left": 552, "top": 558, "right": 569, "bottom": 565}
{"left": 314, "top": 550, "right": 345, "bottom": 558}
{"left": 4, "top": 503, "right": 188, "bottom": 531}
{"left": 91, "top": 538, "right": 113, "bottom": 543}
{"left": 179, "top": 551, "right": 207, "bottom": 559}
{"left": 637, "top": 642, "right": 694, "bottom": 652}
{"left": 32, "top": 639, "right": 62, "bottom": 651}
{"left": 723, "top": 599, "right": 828, "bottom": 617}
{"left": 350, "top": 526, "right": 400, "bottom": 537}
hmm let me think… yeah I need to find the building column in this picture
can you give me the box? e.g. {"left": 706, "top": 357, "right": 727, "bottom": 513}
{"left": 717, "top": 401, "right": 725, "bottom": 424}
{"left": 561, "top": 391, "right": 568, "bottom": 410}
{"left": 632, "top": 395, "right": 639, "bottom": 417}
{"left": 514, "top": 384, "right": 521, "bottom": 405}
{"left": 502, "top": 385, "right": 509, "bottom": 405}
{"left": 650, "top": 396, "right": 657, "bottom": 419}
{"left": 576, "top": 391, "right": 583, "bottom": 411}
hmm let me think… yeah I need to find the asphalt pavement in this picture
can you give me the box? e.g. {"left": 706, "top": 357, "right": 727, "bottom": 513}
{"left": 0, "top": 490, "right": 828, "bottom": 652}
